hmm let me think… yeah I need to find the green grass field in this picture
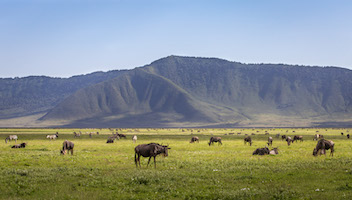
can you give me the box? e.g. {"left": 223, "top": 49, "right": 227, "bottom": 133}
{"left": 1, "top": 128, "right": 352, "bottom": 200}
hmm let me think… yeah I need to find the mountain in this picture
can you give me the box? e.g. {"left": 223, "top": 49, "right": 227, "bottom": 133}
{"left": 1, "top": 56, "right": 352, "bottom": 127}
{"left": 0, "top": 70, "right": 124, "bottom": 119}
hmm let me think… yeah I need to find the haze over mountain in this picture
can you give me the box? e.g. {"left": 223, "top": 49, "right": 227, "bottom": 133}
{"left": 1, "top": 56, "right": 352, "bottom": 127}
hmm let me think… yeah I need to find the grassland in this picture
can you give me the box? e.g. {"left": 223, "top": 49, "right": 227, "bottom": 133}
{"left": 1, "top": 128, "right": 352, "bottom": 200}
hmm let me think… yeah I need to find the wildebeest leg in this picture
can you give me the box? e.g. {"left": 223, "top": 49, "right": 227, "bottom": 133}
{"left": 135, "top": 153, "right": 138, "bottom": 168}
{"left": 138, "top": 154, "right": 141, "bottom": 168}
{"left": 147, "top": 156, "right": 152, "bottom": 167}
{"left": 154, "top": 156, "right": 156, "bottom": 168}
{"left": 71, "top": 149, "right": 73, "bottom": 155}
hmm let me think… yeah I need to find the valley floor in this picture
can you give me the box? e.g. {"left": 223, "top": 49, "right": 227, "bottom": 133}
{"left": 1, "top": 128, "right": 352, "bottom": 199}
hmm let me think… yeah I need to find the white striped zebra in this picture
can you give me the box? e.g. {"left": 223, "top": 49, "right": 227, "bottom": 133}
{"left": 5, "top": 135, "right": 18, "bottom": 143}
{"left": 46, "top": 133, "right": 58, "bottom": 140}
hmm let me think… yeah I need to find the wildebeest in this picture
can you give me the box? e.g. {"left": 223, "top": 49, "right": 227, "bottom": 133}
{"left": 5, "top": 135, "right": 18, "bottom": 143}
{"left": 281, "top": 135, "right": 287, "bottom": 141}
{"left": 11, "top": 143, "right": 27, "bottom": 148}
{"left": 208, "top": 137, "right": 222, "bottom": 146}
{"left": 117, "top": 133, "right": 127, "bottom": 139}
{"left": 253, "top": 147, "right": 270, "bottom": 155}
{"left": 269, "top": 147, "right": 279, "bottom": 155}
{"left": 244, "top": 136, "right": 252, "bottom": 146}
{"left": 347, "top": 134, "right": 350, "bottom": 139}
{"left": 293, "top": 135, "right": 303, "bottom": 143}
{"left": 190, "top": 136, "right": 199, "bottom": 143}
{"left": 132, "top": 135, "right": 137, "bottom": 143}
{"left": 267, "top": 137, "right": 273, "bottom": 146}
{"left": 276, "top": 133, "right": 280, "bottom": 138}
{"left": 46, "top": 133, "right": 58, "bottom": 140}
{"left": 341, "top": 132, "right": 344, "bottom": 136}
{"left": 106, "top": 138, "right": 114, "bottom": 143}
{"left": 286, "top": 136, "right": 293, "bottom": 146}
{"left": 313, "top": 139, "right": 334, "bottom": 157}
{"left": 61, "top": 140, "right": 74, "bottom": 155}
{"left": 134, "top": 143, "right": 171, "bottom": 168}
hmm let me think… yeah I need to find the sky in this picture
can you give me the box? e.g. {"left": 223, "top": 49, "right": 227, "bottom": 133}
{"left": 0, "top": 0, "right": 351, "bottom": 78}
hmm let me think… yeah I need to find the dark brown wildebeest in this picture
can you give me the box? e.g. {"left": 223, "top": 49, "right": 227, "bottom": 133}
{"left": 293, "top": 135, "right": 303, "bottom": 143}
{"left": 244, "top": 136, "right": 252, "bottom": 146}
{"left": 252, "top": 147, "right": 270, "bottom": 155}
{"left": 269, "top": 147, "right": 279, "bottom": 155}
{"left": 134, "top": 143, "right": 171, "bottom": 168}
{"left": 190, "top": 136, "right": 199, "bottom": 143}
{"left": 267, "top": 137, "right": 273, "bottom": 146}
{"left": 281, "top": 135, "right": 287, "bottom": 141}
{"left": 106, "top": 138, "right": 114, "bottom": 143}
{"left": 341, "top": 132, "right": 344, "bottom": 136}
{"left": 11, "top": 143, "right": 27, "bottom": 148}
{"left": 5, "top": 135, "right": 18, "bottom": 143}
{"left": 61, "top": 140, "right": 74, "bottom": 155}
{"left": 347, "top": 134, "right": 350, "bottom": 139}
{"left": 286, "top": 136, "right": 293, "bottom": 146}
{"left": 313, "top": 139, "right": 334, "bottom": 157}
{"left": 116, "top": 133, "right": 126, "bottom": 139}
{"left": 208, "top": 137, "right": 222, "bottom": 146}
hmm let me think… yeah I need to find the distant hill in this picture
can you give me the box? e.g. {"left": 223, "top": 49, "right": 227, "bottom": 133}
{"left": 0, "top": 70, "right": 124, "bottom": 119}
{"left": 1, "top": 56, "right": 352, "bottom": 127}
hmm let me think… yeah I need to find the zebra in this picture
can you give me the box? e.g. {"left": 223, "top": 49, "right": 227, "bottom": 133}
{"left": 46, "top": 133, "right": 58, "bottom": 140}
{"left": 5, "top": 135, "right": 18, "bottom": 143}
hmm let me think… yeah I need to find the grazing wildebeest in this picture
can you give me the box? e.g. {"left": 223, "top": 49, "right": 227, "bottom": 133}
{"left": 5, "top": 135, "right": 18, "bottom": 143}
{"left": 341, "top": 132, "right": 344, "bottom": 136}
{"left": 286, "top": 136, "right": 293, "bottom": 146}
{"left": 281, "top": 135, "right": 287, "bottom": 141}
{"left": 347, "top": 134, "right": 350, "bottom": 139}
{"left": 73, "top": 132, "right": 81, "bottom": 138}
{"left": 61, "top": 140, "right": 74, "bottom": 155}
{"left": 106, "top": 138, "right": 114, "bottom": 143}
{"left": 293, "top": 135, "right": 303, "bottom": 143}
{"left": 11, "top": 143, "right": 27, "bottom": 148}
{"left": 276, "top": 133, "right": 280, "bottom": 138}
{"left": 244, "top": 136, "right": 252, "bottom": 146}
{"left": 313, "top": 139, "right": 334, "bottom": 157}
{"left": 46, "top": 133, "right": 58, "bottom": 140}
{"left": 134, "top": 143, "right": 171, "bottom": 168}
{"left": 252, "top": 147, "right": 270, "bottom": 155}
{"left": 267, "top": 137, "right": 273, "bottom": 146}
{"left": 269, "top": 147, "right": 279, "bottom": 155}
{"left": 117, "top": 133, "right": 127, "bottom": 139}
{"left": 190, "top": 136, "right": 199, "bottom": 143}
{"left": 132, "top": 135, "right": 137, "bottom": 143}
{"left": 208, "top": 137, "right": 222, "bottom": 146}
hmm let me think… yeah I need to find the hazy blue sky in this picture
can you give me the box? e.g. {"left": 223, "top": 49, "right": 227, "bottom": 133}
{"left": 1, "top": 0, "right": 351, "bottom": 78}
